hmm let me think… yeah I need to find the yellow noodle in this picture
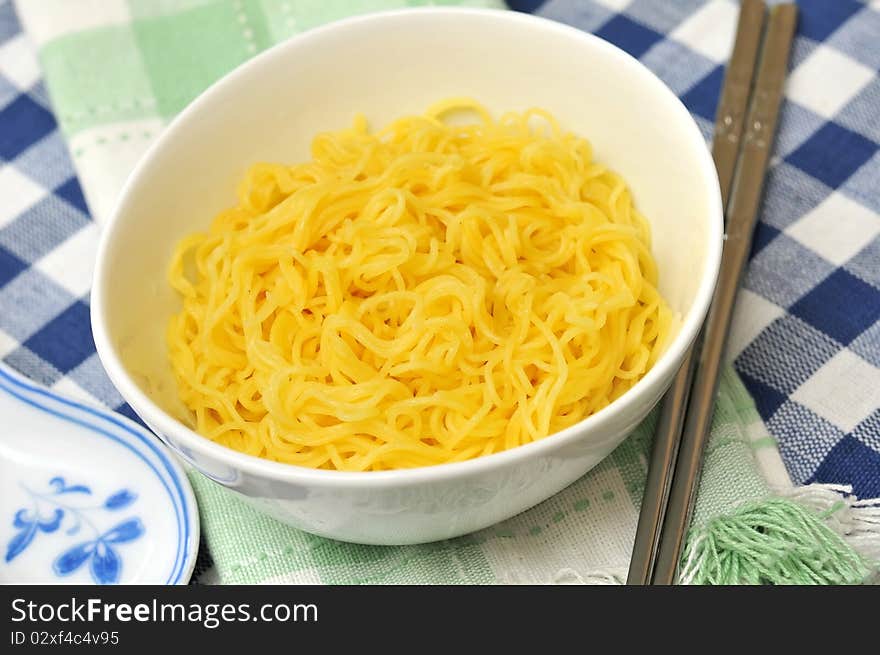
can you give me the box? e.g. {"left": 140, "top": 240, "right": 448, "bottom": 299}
{"left": 167, "top": 98, "right": 674, "bottom": 471}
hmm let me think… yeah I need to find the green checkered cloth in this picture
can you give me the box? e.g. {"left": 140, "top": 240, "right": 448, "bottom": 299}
{"left": 15, "top": 0, "right": 877, "bottom": 584}
{"left": 15, "top": 0, "right": 502, "bottom": 223}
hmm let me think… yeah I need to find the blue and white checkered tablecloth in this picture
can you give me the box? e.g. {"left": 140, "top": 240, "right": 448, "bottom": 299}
{"left": 1, "top": 0, "right": 878, "bottom": 513}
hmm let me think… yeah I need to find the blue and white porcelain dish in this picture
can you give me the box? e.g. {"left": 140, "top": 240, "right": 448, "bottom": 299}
{"left": 0, "top": 363, "right": 199, "bottom": 584}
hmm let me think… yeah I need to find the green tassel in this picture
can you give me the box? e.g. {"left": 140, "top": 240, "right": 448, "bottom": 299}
{"left": 679, "top": 497, "right": 876, "bottom": 585}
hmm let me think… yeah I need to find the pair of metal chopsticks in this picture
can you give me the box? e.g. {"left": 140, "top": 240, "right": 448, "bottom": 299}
{"left": 627, "top": 0, "right": 798, "bottom": 585}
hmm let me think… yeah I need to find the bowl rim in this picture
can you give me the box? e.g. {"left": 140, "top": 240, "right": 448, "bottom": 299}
{"left": 91, "top": 6, "right": 723, "bottom": 488}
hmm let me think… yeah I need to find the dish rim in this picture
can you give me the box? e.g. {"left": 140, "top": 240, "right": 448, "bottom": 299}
{"left": 0, "top": 362, "right": 199, "bottom": 584}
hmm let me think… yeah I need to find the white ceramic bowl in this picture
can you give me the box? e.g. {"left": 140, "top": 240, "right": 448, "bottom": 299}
{"left": 92, "top": 7, "right": 722, "bottom": 545}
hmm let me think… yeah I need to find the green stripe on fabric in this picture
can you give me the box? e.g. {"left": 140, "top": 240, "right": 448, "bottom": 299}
{"left": 132, "top": 3, "right": 259, "bottom": 117}
{"left": 127, "top": 0, "right": 220, "bottom": 19}
{"left": 40, "top": 25, "right": 156, "bottom": 135}
{"left": 689, "top": 374, "right": 771, "bottom": 528}
{"left": 603, "top": 410, "right": 655, "bottom": 507}
{"left": 318, "top": 539, "right": 496, "bottom": 584}
{"left": 722, "top": 366, "right": 764, "bottom": 423}
{"left": 188, "top": 470, "right": 497, "bottom": 584}
{"left": 238, "top": 0, "right": 274, "bottom": 52}
{"left": 750, "top": 436, "right": 778, "bottom": 450}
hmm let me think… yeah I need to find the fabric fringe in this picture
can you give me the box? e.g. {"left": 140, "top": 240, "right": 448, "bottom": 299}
{"left": 775, "top": 483, "right": 880, "bottom": 565}
{"left": 564, "top": 484, "right": 880, "bottom": 585}
{"left": 678, "top": 483, "right": 880, "bottom": 585}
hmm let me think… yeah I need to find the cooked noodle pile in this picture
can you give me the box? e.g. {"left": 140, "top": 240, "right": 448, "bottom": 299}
{"left": 167, "top": 98, "right": 673, "bottom": 471}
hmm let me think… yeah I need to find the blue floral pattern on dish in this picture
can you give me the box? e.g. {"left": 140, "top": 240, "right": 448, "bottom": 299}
{"left": 5, "top": 476, "right": 143, "bottom": 584}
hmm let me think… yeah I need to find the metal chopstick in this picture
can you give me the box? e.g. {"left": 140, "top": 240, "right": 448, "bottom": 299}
{"left": 626, "top": 0, "right": 768, "bottom": 586}
{"left": 650, "top": 3, "right": 799, "bottom": 585}
{"left": 711, "top": 0, "right": 770, "bottom": 210}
